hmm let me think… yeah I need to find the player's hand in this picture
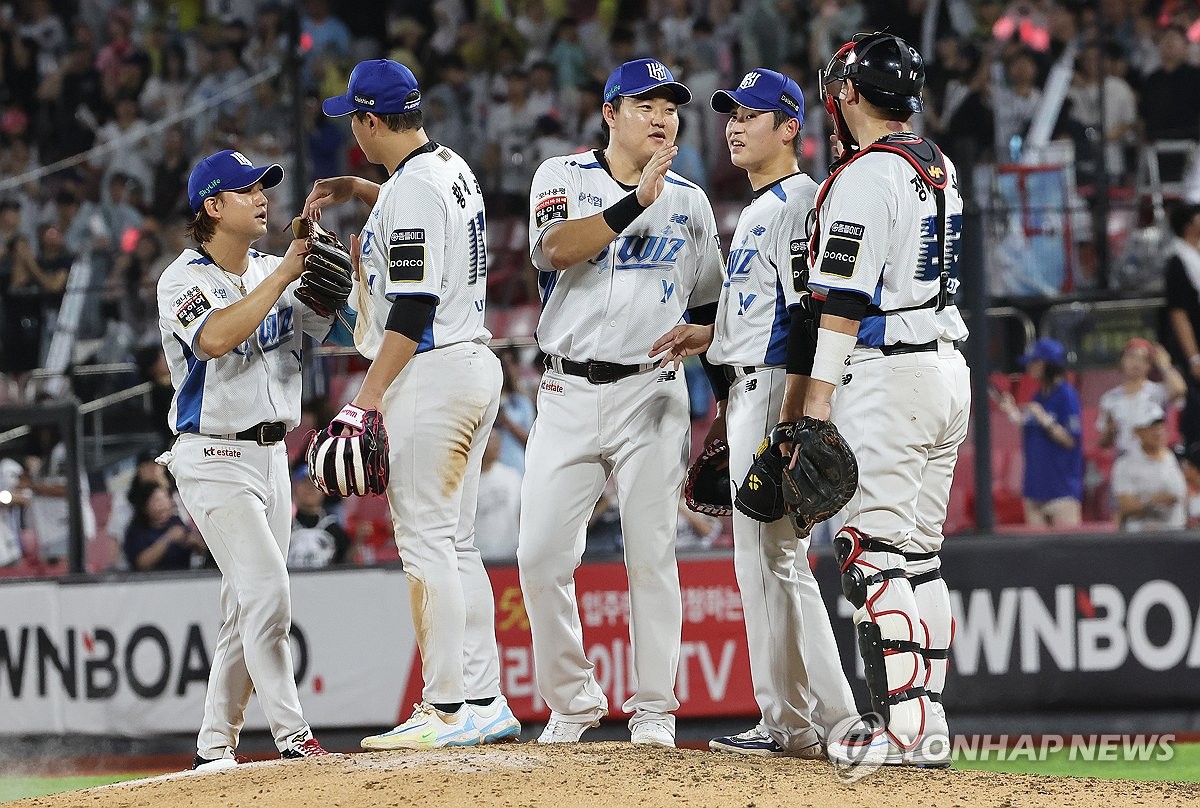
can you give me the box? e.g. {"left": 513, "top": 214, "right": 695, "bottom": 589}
{"left": 303, "top": 177, "right": 357, "bottom": 221}
{"left": 704, "top": 403, "right": 727, "bottom": 448}
{"left": 649, "top": 323, "right": 713, "bottom": 369}
{"left": 1153, "top": 343, "right": 1173, "bottom": 370}
{"left": 348, "top": 232, "right": 363, "bottom": 283}
{"left": 636, "top": 144, "right": 677, "bottom": 207}
{"left": 829, "top": 133, "right": 843, "bottom": 162}
{"left": 279, "top": 238, "right": 310, "bottom": 283}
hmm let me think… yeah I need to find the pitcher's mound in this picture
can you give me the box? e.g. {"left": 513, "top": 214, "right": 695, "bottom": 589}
{"left": 11, "top": 742, "right": 1198, "bottom": 808}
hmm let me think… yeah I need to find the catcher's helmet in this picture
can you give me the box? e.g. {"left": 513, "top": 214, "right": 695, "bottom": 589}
{"left": 821, "top": 32, "right": 925, "bottom": 115}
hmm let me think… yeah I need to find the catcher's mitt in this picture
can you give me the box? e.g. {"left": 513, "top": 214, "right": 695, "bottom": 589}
{"left": 292, "top": 216, "right": 353, "bottom": 318}
{"left": 307, "top": 403, "right": 390, "bottom": 497}
{"left": 684, "top": 439, "right": 732, "bottom": 517}
{"left": 734, "top": 422, "right": 800, "bottom": 523}
{"left": 782, "top": 416, "right": 858, "bottom": 524}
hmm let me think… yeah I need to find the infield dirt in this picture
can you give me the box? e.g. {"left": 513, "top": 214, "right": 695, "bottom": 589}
{"left": 9, "top": 742, "right": 1199, "bottom": 808}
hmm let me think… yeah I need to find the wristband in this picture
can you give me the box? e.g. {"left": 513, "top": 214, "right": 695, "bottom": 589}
{"left": 810, "top": 328, "right": 858, "bottom": 386}
{"left": 602, "top": 191, "right": 648, "bottom": 234}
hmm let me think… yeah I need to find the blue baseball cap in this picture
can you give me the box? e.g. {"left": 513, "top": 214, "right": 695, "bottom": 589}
{"left": 603, "top": 58, "right": 691, "bottom": 105}
{"left": 711, "top": 68, "right": 805, "bottom": 122}
{"left": 187, "top": 149, "right": 283, "bottom": 213}
{"left": 323, "top": 59, "right": 421, "bottom": 117}
{"left": 1020, "top": 337, "right": 1068, "bottom": 367}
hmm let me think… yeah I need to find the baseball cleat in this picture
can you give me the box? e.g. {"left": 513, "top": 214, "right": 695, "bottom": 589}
{"left": 361, "top": 703, "right": 482, "bottom": 750}
{"left": 191, "top": 749, "right": 237, "bottom": 772}
{"left": 537, "top": 714, "right": 601, "bottom": 743}
{"left": 709, "top": 727, "right": 784, "bottom": 756}
{"left": 471, "top": 695, "right": 522, "bottom": 743}
{"left": 827, "top": 726, "right": 950, "bottom": 769}
{"left": 631, "top": 717, "right": 675, "bottom": 748}
{"left": 281, "top": 730, "right": 331, "bottom": 759}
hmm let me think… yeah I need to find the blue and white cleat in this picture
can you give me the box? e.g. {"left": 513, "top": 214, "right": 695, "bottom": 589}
{"left": 361, "top": 703, "right": 482, "bottom": 750}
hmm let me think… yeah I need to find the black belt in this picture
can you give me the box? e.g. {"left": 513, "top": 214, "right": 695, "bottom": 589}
{"left": 232, "top": 421, "right": 287, "bottom": 445}
{"left": 546, "top": 356, "right": 654, "bottom": 385}
{"left": 878, "top": 339, "right": 964, "bottom": 356}
{"left": 722, "top": 365, "right": 778, "bottom": 383}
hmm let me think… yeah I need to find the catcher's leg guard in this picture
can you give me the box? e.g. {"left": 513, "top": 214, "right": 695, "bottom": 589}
{"left": 909, "top": 553, "right": 952, "bottom": 707}
{"left": 833, "top": 527, "right": 930, "bottom": 747}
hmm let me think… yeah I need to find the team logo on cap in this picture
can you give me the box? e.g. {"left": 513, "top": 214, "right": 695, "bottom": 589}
{"left": 779, "top": 92, "right": 799, "bottom": 113}
{"left": 404, "top": 92, "right": 421, "bottom": 111}
{"left": 646, "top": 61, "right": 668, "bottom": 81}
{"left": 196, "top": 178, "right": 221, "bottom": 199}
{"left": 739, "top": 72, "right": 761, "bottom": 90}
{"left": 230, "top": 151, "right": 253, "bottom": 166}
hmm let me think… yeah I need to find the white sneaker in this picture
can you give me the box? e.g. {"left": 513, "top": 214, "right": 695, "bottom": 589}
{"left": 471, "top": 696, "right": 522, "bottom": 743}
{"left": 537, "top": 714, "right": 600, "bottom": 743}
{"left": 827, "top": 726, "right": 950, "bottom": 768}
{"left": 631, "top": 717, "right": 675, "bottom": 748}
{"left": 361, "top": 703, "right": 482, "bottom": 751}
{"left": 191, "top": 749, "right": 237, "bottom": 772}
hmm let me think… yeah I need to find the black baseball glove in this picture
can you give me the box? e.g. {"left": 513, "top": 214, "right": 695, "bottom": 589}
{"left": 782, "top": 416, "right": 858, "bottom": 524}
{"left": 684, "top": 439, "right": 732, "bottom": 517}
{"left": 292, "top": 216, "right": 353, "bottom": 318}
{"left": 734, "top": 423, "right": 801, "bottom": 523}
{"left": 307, "top": 404, "right": 390, "bottom": 497}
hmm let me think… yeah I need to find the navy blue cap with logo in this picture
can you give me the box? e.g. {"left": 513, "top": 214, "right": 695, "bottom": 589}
{"left": 711, "top": 68, "right": 805, "bottom": 122}
{"left": 187, "top": 149, "right": 283, "bottom": 214}
{"left": 323, "top": 59, "right": 422, "bottom": 117}
{"left": 603, "top": 58, "right": 692, "bottom": 105}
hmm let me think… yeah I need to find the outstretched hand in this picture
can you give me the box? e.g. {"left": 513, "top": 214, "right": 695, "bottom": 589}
{"left": 649, "top": 323, "right": 714, "bottom": 370}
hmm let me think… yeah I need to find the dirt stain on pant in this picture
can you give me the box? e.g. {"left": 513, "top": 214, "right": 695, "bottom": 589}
{"left": 407, "top": 574, "right": 431, "bottom": 661}
{"left": 439, "top": 410, "right": 482, "bottom": 498}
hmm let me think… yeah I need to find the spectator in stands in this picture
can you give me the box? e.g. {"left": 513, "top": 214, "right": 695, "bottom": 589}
{"left": 934, "top": 38, "right": 994, "bottom": 186}
{"left": 24, "top": 421, "right": 95, "bottom": 564}
{"left": 1098, "top": 337, "right": 1186, "bottom": 456}
{"left": 187, "top": 44, "right": 249, "bottom": 142}
{"left": 287, "top": 465, "right": 350, "bottom": 568}
{"left": 124, "top": 481, "right": 207, "bottom": 571}
{"left": 1176, "top": 442, "right": 1200, "bottom": 528}
{"left": 245, "top": 3, "right": 288, "bottom": 76}
{"left": 2, "top": 233, "right": 67, "bottom": 381}
{"left": 515, "top": 0, "right": 556, "bottom": 63}
{"left": 2, "top": 33, "right": 41, "bottom": 117}
{"left": 474, "top": 431, "right": 522, "bottom": 563}
{"left": 34, "top": 40, "right": 102, "bottom": 163}
{"left": 1067, "top": 42, "right": 1138, "bottom": 182}
{"left": 483, "top": 67, "right": 545, "bottom": 215}
{"left": 93, "top": 93, "right": 154, "bottom": 197}
{"left": 139, "top": 44, "right": 190, "bottom": 124}
{"left": 151, "top": 126, "right": 190, "bottom": 217}
{"left": 530, "top": 113, "right": 574, "bottom": 167}
{"left": 495, "top": 348, "right": 534, "bottom": 474}
{"left": 106, "top": 448, "right": 179, "bottom": 544}
{"left": 548, "top": 17, "right": 589, "bottom": 92}
{"left": 100, "top": 173, "right": 143, "bottom": 249}
{"left": 305, "top": 92, "right": 344, "bottom": 180}
{"left": 993, "top": 47, "right": 1042, "bottom": 161}
{"left": 527, "top": 61, "right": 559, "bottom": 118}
{"left": 1112, "top": 404, "right": 1187, "bottom": 531}
{"left": 301, "top": 0, "right": 351, "bottom": 81}
{"left": 1162, "top": 202, "right": 1200, "bottom": 448}
{"left": 18, "top": 0, "right": 66, "bottom": 76}
{"left": 1138, "top": 25, "right": 1200, "bottom": 182}
{"left": 999, "top": 337, "right": 1084, "bottom": 528}
{"left": 0, "top": 457, "right": 29, "bottom": 567}
{"left": 424, "top": 55, "right": 482, "bottom": 163}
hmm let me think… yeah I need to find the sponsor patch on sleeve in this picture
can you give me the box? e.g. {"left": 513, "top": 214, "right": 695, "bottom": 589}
{"left": 828, "top": 220, "right": 865, "bottom": 239}
{"left": 790, "top": 238, "right": 809, "bottom": 293}
{"left": 534, "top": 194, "right": 568, "bottom": 228}
{"left": 388, "top": 228, "right": 426, "bottom": 283}
{"left": 820, "top": 221, "right": 864, "bottom": 278}
{"left": 173, "top": 286, "right": 212, "bottom": 328}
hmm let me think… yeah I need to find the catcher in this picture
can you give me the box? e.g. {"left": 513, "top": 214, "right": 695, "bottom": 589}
{"left": 653, "top": 69, "right": 858, "bottom": 759}
{"left": 156, "top": 149, "right": 355, "bottom": 770}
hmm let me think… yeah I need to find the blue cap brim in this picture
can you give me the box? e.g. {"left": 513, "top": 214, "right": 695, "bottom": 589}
{"left": 322, "top": 94, "right": 357, "bottom": 117}
{"left": 230, "top": 163, "right": 284, "bottom": 194}
{"left": 711, "top": 89, "right": 764, "bottom": 114}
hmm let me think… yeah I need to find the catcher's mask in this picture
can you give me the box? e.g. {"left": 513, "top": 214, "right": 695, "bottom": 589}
{"left": 820, "top": 32, "right": 925, "bottom": 154}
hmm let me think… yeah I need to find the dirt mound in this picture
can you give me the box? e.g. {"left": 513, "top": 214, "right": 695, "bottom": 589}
{"left": 10, "top": 742, "right": 1198, "bottom": 808}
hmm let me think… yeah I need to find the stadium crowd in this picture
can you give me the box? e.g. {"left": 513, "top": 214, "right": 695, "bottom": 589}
{"left": 4, "top": 0, "right": 1200, "bottom": 574}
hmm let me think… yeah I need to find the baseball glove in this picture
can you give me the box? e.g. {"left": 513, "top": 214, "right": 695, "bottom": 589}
{"left": 782, "top": 416, "right": 858, "bottom": 524}
{"left": 292, "top": 216, "right": 353, "bottom": 318}
{"left": 684, "top": 439, "right": 732, "bottom": 517}
{"left": 734, "top": 423, "right": 800, "bottom": 523}
{"left": 307, "top": 403, "right": 390, "bottom": 497}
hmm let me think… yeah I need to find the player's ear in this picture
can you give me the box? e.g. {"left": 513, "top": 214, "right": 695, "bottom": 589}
{"left": 203, "top": 194, "right": 222, "bottom": 220}
{"left": 602, "top": 101, "right": 617, "bottom": 127}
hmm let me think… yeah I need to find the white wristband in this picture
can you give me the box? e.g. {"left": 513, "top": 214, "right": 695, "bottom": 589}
{"left": 810, "top": 327, "right": 857, "bottom": 385}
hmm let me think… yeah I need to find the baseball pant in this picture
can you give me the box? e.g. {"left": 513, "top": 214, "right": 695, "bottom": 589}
{"left": 384, "top": 341, "right": 503, "bottom": 704}
{"left": 518, "top": 366, "right": 689, "bottom": 731}
{"left": 831, "top": 340, "right": 970, "bottom": 743}
{"left": 726, "top": 367, "right": 857, "bottom": 749}
{"left": 168, "top": 434, "right": 310, "bottom": 756}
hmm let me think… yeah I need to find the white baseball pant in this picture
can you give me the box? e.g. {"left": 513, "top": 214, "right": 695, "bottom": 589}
{"left": 518, "top": 366, "right": 689, "bottom": 732}
{"left": 726, "top": 366, "right": 858, "bottom": 749}
{"left": 383, "top": 341, "right": 503, "bottom": 704}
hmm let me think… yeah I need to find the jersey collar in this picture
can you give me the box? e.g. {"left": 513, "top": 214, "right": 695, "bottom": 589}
{"left": 392, "top": 140, "right": 441, "bottom": 176}
{"left": 593, "top": 149, "right": 637, "bottom": 192}
{"left": 752, "top": 170, "right": 803, "bottom": 200}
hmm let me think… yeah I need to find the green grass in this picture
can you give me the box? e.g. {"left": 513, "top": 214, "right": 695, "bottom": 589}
{"left": 0, "top": 773, "right": 156, "bottom": 803}
{"left": 953, "top": 740, "right": 1200, "bottom": 782}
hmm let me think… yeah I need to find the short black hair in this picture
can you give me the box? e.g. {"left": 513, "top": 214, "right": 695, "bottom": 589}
{"left": 352, "top": 92, "right": 424, "bottom": 132}
{"left": 771, "top": 110, "right": 804, "bottom": 159}
{"left": 1170, "top": 201, "right": 1200, "bottom": 237}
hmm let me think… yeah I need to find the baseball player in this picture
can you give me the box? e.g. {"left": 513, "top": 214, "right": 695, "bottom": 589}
{"left": 157, "top": 150, "right": 350, "bottom": 769}
{"left": 518, "top": 58, "right": 724, "bottom": 748}
{"left": 796, "top": 33, "right": 971, "bottom": 767}
{"left": 304, "top": 59, "right": 520, "bottom": 750}
{"left": 651, "top": 69, "right": 858, "bottom": 757}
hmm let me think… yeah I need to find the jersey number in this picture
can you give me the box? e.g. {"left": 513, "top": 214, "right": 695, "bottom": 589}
{"left": 467, "top": 211, "right": 487, "bottom": 286}
{"left": 915, "top": 213, "right": 963, "bottom": 286}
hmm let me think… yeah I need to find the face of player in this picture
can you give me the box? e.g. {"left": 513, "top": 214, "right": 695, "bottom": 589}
{"left": 725, "top": 105, "right": 794, "bottom": 172}
{"left": 607, "top": 92, "right": 679, "bottom": 166}
{"left": 210, "top": 182, "right": 268, "bottom": 240}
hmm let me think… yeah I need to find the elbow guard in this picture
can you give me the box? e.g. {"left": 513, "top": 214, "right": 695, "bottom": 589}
{"left": 385, "top": 295, "right": 436, "bottom": 342}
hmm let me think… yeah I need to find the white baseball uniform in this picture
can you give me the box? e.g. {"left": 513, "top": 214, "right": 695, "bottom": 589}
{"left": 809, "top": 134, "right": 971, "bottom": 745}
{"left": 518, "top": 150, "right": 723, "bottom": 733}
{"left": 707, "top": 172, "right": 857, "bottom": 749}
{"left": 157, "top": 246, "right": 334, "bottom": 757}
{"left": 354, "top": 141, "right": 504, "bottom": 705}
